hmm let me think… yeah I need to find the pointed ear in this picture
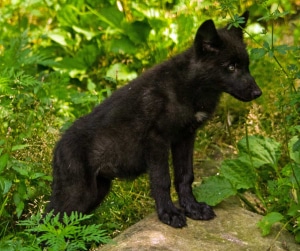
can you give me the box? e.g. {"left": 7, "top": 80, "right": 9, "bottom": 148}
{"left": 194, "top": 20, "right": 222, "bottom": 57}
{"left": 228, "top": 11, "right": 249, "bottom": 39}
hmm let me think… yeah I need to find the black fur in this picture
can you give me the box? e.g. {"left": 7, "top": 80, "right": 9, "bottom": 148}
{"left": 46, "top": 12, "right": 262, "bottom": 228}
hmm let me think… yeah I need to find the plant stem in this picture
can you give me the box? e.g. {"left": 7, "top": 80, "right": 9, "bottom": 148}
{"left": 237, "top": 193, "right": 260, "bottom": 214}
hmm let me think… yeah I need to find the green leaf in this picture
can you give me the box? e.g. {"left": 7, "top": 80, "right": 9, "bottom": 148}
{"left": 12, "top": 166, "right": 29, "bottom": 177}
{"left": 72, "top": 25, "right": 97, "bottom": 40}
{"left": 251, "top": 48, "right": 267, "bottom": 59}
{"left": 16, "top": 201, "right": 25, "bottom": 218}
{"left": 30, "top": 172, "right": 47, "bottom": 180}
{"left": 289, "top": 136, "right": 300, "bottom": 164}
{"left": 57, "top": 4, "right": 80, "bottom": 27}
{"left": 220, "top": 157, "right": 256, "bottom": 190}
{"left": 238, "top": 136, "right": 281, "bottom": 169}
{"left": 193, "top": 176, "right": 237, "bottom": 206}
{"left": 47, "top": 30, "right": 69, "bottom": 47}
{"left": 95, "top": 6, "right": 124, "bottom": 31}
{"left": 0, "top": 153, "right": 9, "bottom": 173}
{"left": 287, "top": 203, "right": 300, "bottom": 217}
{"left": 257, "top": 212, "right": 284, "bottom": 236}
{"left": 13, "top": 181, "right": 27, "bottom": 218}
{"left": 87, "top": 80, "right": 96, "bottom": 91}
{"left": 274, "top": 45, "right": 289, "bottom": 55}
{"left": 263, "top": 41, "right": 270, "bottom": 50}
{"left": 0, "top": 177, "right": 12, "bottom": 194}
{"left": 17, "top": 180, "right": 28, "bottom": 198}
{"left": 106, "top": 63, "right": 137, "bottom": 81}
{"left": 76, "top": 44, "right": 99, "bottom": 68}
{"left": 12, "top": 144, "right": 30, "bottom": 151}
{"left": 228, "top": 14, "right": 248, "bottom": 29}
{"left": 110, "top": 36, "right": 136, "bottom": 54}
{"left": 123, "top": 20, "right": 151, "bottom": 44}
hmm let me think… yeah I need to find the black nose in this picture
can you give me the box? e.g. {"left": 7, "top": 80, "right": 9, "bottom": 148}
{"left": 252, "top": 89, "right": 262, "bottom": 99}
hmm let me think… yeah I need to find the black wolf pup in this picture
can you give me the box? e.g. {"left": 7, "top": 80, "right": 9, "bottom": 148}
{"left": 47, "top": 11, "right": 261, "bottom": 228}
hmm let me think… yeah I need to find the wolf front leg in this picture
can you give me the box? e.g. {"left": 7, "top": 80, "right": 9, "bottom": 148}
{"left": 171, "top": 132, "right": 216, "bottom": 221}
{"left": 145, "top": 135, "right": 187, "bottom": 228}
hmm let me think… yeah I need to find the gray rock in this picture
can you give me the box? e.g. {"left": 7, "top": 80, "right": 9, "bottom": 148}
{"left": 97, "top": 198, "right": 299, "bottom": 251}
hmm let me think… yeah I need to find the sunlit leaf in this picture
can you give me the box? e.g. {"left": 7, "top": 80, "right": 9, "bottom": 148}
{"left": 257, "top": 212, "right": 284, "bottom": 236}
{"left": 106, "top": 63, "right": 137, "bottom": 81}
{"left": 47, "top": 31, "right": 68, "bottom": 47}
{"left": 72, "top": 26, "right": 97, "bottom": 40}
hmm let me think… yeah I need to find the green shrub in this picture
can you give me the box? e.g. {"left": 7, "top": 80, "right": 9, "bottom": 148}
{"left": 193, "top": 1, "right": 300, "bottom": 243}
{"left": 0, "top": 0, "right": 299, "bottom": 248}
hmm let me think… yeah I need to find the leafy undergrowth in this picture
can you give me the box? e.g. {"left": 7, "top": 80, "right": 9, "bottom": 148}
{"left": 1, "top": 212, "right": 111, "bottom": 250}
{"left": 0, "top": 0, "right": 299, "bottom": 249}
{"left": 194, "top": 133, "right": 300, "bottom": 242}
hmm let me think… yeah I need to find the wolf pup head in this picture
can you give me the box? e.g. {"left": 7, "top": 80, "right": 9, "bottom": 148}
{"left": 193, "top": 11, "right": 262, "bottom": 102}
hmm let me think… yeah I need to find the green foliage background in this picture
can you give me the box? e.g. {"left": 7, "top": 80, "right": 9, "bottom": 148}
{"left": 0, "top": 0, "right": 299, "bottom": 249}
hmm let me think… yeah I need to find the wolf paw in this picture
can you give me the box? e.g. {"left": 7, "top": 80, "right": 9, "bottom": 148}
{"left": 184, "top": 201, "right": 216, "bottom": 220}
{"left": 158, "top": 207, "right": 187, "bottom": 228}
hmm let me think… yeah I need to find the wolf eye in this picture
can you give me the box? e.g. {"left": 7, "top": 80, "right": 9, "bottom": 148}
{"left": 228, "top": 64, "right": 236, "bottom": 72}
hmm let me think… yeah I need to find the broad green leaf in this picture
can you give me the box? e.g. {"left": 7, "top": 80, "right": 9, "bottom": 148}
{"left": 59, "top": 57, "right": 86, "bottom": 70}
{"left": 287, "top": 203, "right": 300, "bottom": 217}
{"left": 106, "top": 63, "right": 137, "bottom": 81}
{"left": 123, "top": 20, "right": 151, "bottom": 44}
{"left": 96, "top": 6, "right": 124, "bottom": 31}
{"left": 193, "top": 176, "right": 237, "bottom": 206}
{"left": 0, "top": 177, "right": 12, "bottom": 194}
{"left": 77, "top": 44, "right": 99, "bottom": 68}
{"left": 0, "top": 153, "right": 9, "bottom": 173}
{"left": 47, "top": 31, "right": 69, "bottom": 46}
{"left": 220, "top": 157, "right": 256, "bottom": 190}
{"left": 238, "top": 136, "right": 281, "bottom": 168}
{"left": 12, "top": 166, "right": 29, "bottom": 177}
{"left": 289, "top": 136, "right": 300, "bottom": 164}
{"left": 257, "top": 212, "right": 284, "bottom": 236}
{"left": 57, "top": 4, "right": 83, "bottom": 27}
{"left": 110, "top": 36, "right": 136, "bottom": 54}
